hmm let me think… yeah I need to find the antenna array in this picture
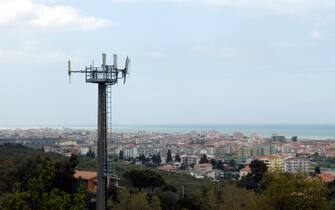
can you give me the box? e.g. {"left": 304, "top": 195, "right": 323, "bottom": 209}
{"left": 68, "top": 53, "right": 130, "bottom": 210}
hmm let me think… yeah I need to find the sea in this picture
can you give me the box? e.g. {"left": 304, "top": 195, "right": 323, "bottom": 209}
{"left": 2, "top": 124, "right": 335, "bottom": 140}
{"left": 113, "top": 124, "right": 335, "bottom": 140}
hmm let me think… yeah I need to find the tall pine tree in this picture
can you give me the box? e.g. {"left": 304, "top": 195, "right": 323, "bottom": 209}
{"left": 166, "top": 150, "right": 173, "bottom": 163}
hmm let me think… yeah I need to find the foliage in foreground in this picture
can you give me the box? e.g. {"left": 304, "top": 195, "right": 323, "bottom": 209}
{"left": 110, "top": 167, "right": 334, "bottom": 210}
{"left": 0, "top": 149, "right": 86, "bottom": 210}
{"left": 1, "top": 144, "right": 335, "bottom": 210}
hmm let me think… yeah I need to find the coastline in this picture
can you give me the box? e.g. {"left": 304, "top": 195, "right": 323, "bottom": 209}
{"left": 1, "top": 124, "right": 335, "bottom": 140}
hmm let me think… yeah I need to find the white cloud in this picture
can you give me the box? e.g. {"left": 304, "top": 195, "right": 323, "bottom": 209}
{"left": 0, "top": 0, "right": 110, "bottom": 30}
{"left": 112, "top": 0, "right": 335, "bottom": 14}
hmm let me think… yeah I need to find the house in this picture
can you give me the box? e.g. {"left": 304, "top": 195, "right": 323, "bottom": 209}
{"left": 206, "top": 169, "right": 225, "bottom": 181}
{"left": 74, "top": 170, "right": 97, "bottom": 192}
{"left": 189, "top": 163, "right": 213, "bottom": 179}
{"left": 180, "top": 154, "right": 198, "bottom": 167}
{"left": 283, "top": 158, "right": 310, "bottom": 173}
{"left": 239, "top": 165, "right": 251, "bottom": 179}
{"left": 194, "top": 163, "right": 213, "bottom": 173}
{"left": 158, "top": 164, "right": 176, "bottom": 172}
{"left": 258, "top": 155, "right": 284, "bottom": 171}
{"left": 317, "top": 172, "right": 335, "bottom": 183}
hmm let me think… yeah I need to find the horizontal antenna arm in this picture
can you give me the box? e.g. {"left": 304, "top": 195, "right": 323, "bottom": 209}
{"left": 70, "top": 70, "right": 86, "bottom": 73}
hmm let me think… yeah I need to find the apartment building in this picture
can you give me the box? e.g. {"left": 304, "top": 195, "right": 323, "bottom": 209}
{"left": 283, "top": 158, "right": 310, "bottom": 173}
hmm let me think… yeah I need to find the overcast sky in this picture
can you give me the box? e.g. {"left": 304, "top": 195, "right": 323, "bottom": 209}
{"left": 0, "top": 0, "right": 335, "bottom": 126}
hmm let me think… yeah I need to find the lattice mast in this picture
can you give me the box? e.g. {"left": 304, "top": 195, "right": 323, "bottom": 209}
{"left": 68, "top": 53, "right": 130, "bottom": 210}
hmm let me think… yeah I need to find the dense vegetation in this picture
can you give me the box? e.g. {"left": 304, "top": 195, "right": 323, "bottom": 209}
{"left": 0, "top": 144, "right": 86, "bottom": 210}
{"left": 310, "top": 152, "right": 335, "bottom": 169}
{"left": 1, "top": 144, "right": 335, "bottom": 210}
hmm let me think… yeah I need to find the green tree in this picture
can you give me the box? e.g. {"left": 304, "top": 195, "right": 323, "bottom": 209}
{"left": 110, "top": 190, "right": 161, "bottom": 210}
{"left": 210, "top": 159, "right": 217, "bottom": 169}
{"left": 216, "top": 160, "right": 224, "bottom": 170}
{"left": 0, "top": 148, "right": 85, "bottom": 210}
{"left": 314, "top": 166, "right": 321, "bottom": 175}
{"left": 292, "top": 136, "right": 298, "bottom": 142}
{"left": 152, "top": 154, "right": 156, "bottom": 162}
{"left": 152, "top": 153, "right": 162, "bottom": 165}
{"left": 119, "top": 150, "right": 124, "bottom": 160}
{"left": 192, "top": 182, "right": 265, "bottom": 210}
{"left": 166, "top": 150, "right": 173, "bottom": 163}
{"left": 239, "top": 159, "right": 268, "bottom": 191}
{"left": 0, "top": 159, "right": 86, "bottom": 210}
{"left": 86, "top": 149, "right": 95, "bottom": 158}
{"left": 138, "top": 154, "right": 146, "bottom": 164}
{"left": 123, "top": 169, "right": 166, "bottom": 191}
{"left": 199, "top": 154, "right": 209, "bottom": 164}
{"left": 175, "top": 154, "right": 181, "bottom": 162}
{"left": 160, "top": 191, "right": 178, "bottom": 210}
{"left": 152, "top": 153, "right": 162, "bottom": 166}
{"left": 177, "top": 196, "right": 201, "bottom": 210}
{"left": 53, "top": 154, "right": 78, "bottom": 194}
{"left": 262, "top": 172, "right": 330, "bottom": 210}
{"left": 157, "top": 153, "right": 162, "bottom": 165}
{"left": 193, "top": 182, "right": 221, "bottom": 210}
{"left": 228, "top": 159, "right": 236, "bottom": 168}
{"left": 150, "top": 195, "right": 162, "bottom": 210}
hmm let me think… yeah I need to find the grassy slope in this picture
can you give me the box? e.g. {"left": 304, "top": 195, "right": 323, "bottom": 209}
{"left": 114, "top": 162, "right": 204, "bottom": 195}
{"left": 76, "top": 159, "right": 203, "bottom": 195}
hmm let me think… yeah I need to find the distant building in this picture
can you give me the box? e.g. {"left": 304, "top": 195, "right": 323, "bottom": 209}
{"left": 254, "top": 145, "right": 276, "bottom": 156}
{"left": 318, "top": 172, "right": 335, "bottom": 183}
{"left": 258, "top": 155, "right": 284, "bottom": 171}
{"left": 239, "top": 146, "right": 254, "bottom": 158}
{"left": 283, "top": 158, "right": 310, "bottom": 173}
{"left": 194, "top": 163, "right": 213, "bottom": 173}
{"left": 190, "top": 163, "right": 213, "bottom": 179}
{"left": 158, "top": 164, "right": 176, "bottom": 172}
{"left": 214, "top": 145, "right": 233, "bottom": 159}
{"left": 239, "top": 165, "right": 251, "bottom": 179}
{"left": 180, "top": 154, "right": 198, "bottom": 166}
{"left": 282, "top": 143, "right": 292, "bottom": 153}
{"left": 206, "top": 169, "right": 225, "bottom": 181}
{"left": 271, "top": 134, "right": 286, "bottom": 143}
{"left": 206, "top": 147, "right": 215, "bottom": 156}
{"left": 232, "top": 132, "right": 245, "bottom": 140}
{"left": 123, "top": 145, "right": 138, "bottom": 158}
{"left": 74, "top": 170, "right": 97, "bottom": 192}
{"left": 79, "top": 147, "right": 89, "bottom": 155}
{"left": 204, "top": 130, "right": 220, "bottom": 139}
{"left": 57, "top": 140, "right": 77, "bottom": 146}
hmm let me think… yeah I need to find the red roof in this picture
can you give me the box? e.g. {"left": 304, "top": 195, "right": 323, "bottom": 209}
{"left": 74, "top": 170, "right": 97, "bottom": 180}
{"left": 318, "top": 172, "right": 335, "bottom": 183}
{"left": 240, "top": 165, "right": 251, "bottom": 173}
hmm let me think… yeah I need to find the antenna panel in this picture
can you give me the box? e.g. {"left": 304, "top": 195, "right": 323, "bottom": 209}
{"left": 113, "top": 54, "right": 118, "bottom": 69}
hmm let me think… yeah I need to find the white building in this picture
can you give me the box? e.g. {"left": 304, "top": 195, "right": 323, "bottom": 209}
{"left": 80, "top": 147, "right": 90, "bottom": 155}
{"left": 181, "top": 155, "right": 198, "bottom": 166}
{"left": 284, "top": 158, "right": 310, "bottom": 173}
{"left": 123, "top": 146, "right": 138, "bottom": 158}
{"left": 57, "top": 140, "right": 77, "bottom": 146}
{"left": 282, "top": 144, "right": 292, "bottom": 153}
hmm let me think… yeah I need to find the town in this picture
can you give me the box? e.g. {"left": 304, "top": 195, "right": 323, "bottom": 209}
{"left": 1, "top": 127, "right": 335, "bottom": 183}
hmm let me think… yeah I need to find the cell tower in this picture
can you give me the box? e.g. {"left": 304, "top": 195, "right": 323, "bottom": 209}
{"left": 68, "top": 53, "right": 130, "bottom": 210}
